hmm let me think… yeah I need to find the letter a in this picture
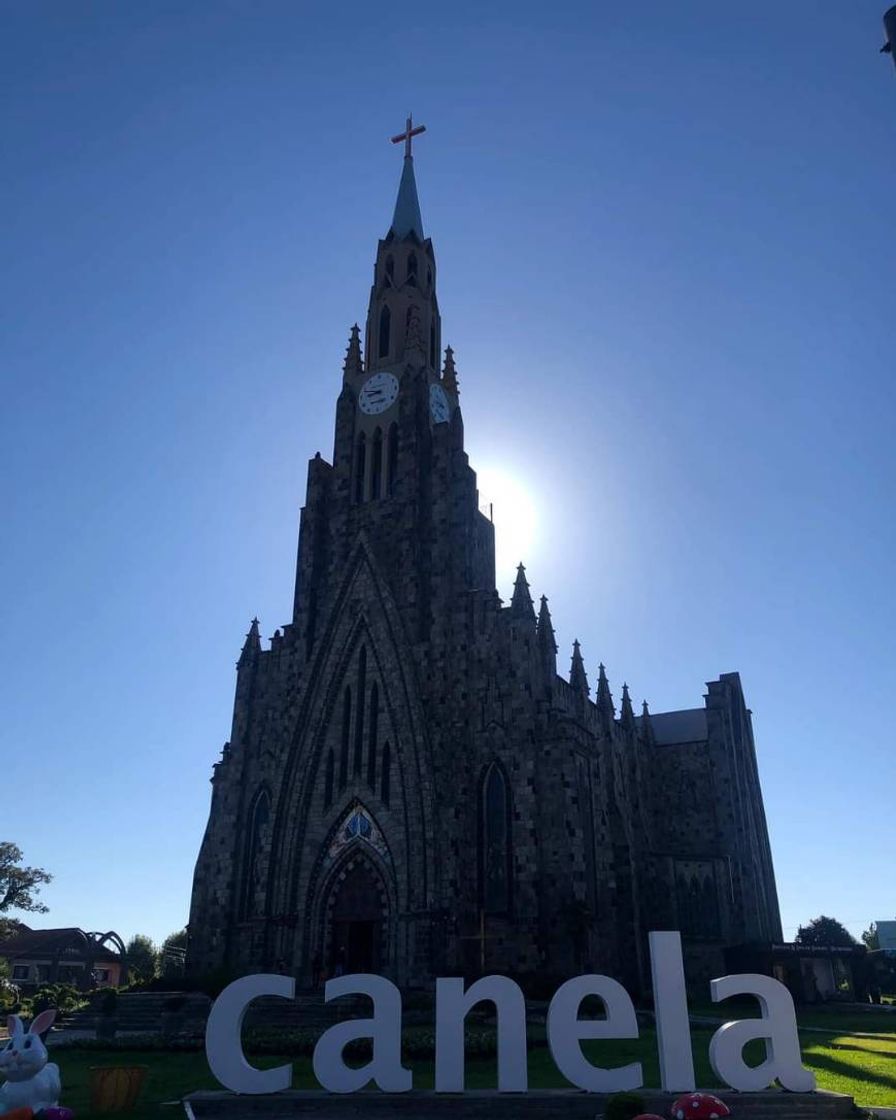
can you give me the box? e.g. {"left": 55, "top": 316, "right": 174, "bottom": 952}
{"left": 709, "top": 973, "right": 815, "bottom": 1092}
{"left": 313, "top": 974, "right": 412, "bottom": 1093}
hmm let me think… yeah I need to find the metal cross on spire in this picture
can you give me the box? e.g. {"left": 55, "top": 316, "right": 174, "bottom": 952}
{"left": 391, "top": 114, "right": 426, "bottom": 158}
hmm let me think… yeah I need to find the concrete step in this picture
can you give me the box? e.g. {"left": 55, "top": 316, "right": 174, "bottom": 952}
{"left": 184, "top": 1088, "right": 861, "bottom": 1119}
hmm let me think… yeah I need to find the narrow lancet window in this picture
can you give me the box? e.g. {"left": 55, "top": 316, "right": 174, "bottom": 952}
{"left": 339, "top": 686, "right": 352, "bottom": 787}
{"left": 371, "top": 428, "right": 383, "bottom": 499}
{"left": 354, "top": 432, "right": 367, "bottom": 503}
{"left": 367, "top": 681, "right": 379, "bottom": 788}
{"left": 353, "top": 646, "right": 367, "bottom": 776}
{"left": 481, "top": 764, "right": 510, "bottom": 914}
{"left": 241, "top": 789, "right": 270, "bottom": 918}
{"left": 407, "top": 252, "right": 418, "bottom": 285}
{"left": 381, "top": 741, "right": 391, "bottom": 807}
{"left": 385, "top": 255, "right": 394, "bottom": 282}
{"left": 378, "top": 305, "right": 391, "bottom": 358}
{"left": 324, "top": 748, "right": 335, "bottom": 809}
{"left": 386, "top": 424, "right": 399, "bottom": 496}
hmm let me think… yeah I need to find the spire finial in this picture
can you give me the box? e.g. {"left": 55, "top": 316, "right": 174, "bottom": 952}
{"left": 596, "top": 662, "right": 615, "bottom": 721}
{"left": 537, "top": 595, "right": 557, "bottom": 652}
{"left": 510, "top": 562, "right": 535, "bottom": 621}
{"left": 389, "top": 116, "right": 426, "bottom": 240}
{"left": 569, "top": 639, "right": 590, "bottom": 696}
{"left": 620, "top": 682, "right": 635, "bottom": 730}
{"left": 343, "top": 323, "right": 363, "bottom": 376}
{"left": 640, "top": 699, "right": 656, "bottom": 746}
{"left": 238, "top": 617, "right": 262, "bottom": 668}
{"left": 442, "top": 345, "right": 458, "bottom": 395}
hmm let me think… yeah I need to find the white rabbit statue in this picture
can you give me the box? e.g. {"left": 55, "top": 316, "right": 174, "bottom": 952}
{"left": 0, "top": 1010, "right": 61, "bottom": 1114}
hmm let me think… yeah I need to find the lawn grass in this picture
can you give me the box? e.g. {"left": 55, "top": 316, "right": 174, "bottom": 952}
{"left": 50, "top": 1024, "right": 896, "bottom": 1118}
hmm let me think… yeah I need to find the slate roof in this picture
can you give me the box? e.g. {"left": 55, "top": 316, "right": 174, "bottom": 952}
{"left": 0, "top": 925, "right": 122, "bottom": 963}
{"left": 390, "top": 156, "right": 424, "bottom": 240}
{"left": 637, "top": 707, "right": 708, "bottom": 745}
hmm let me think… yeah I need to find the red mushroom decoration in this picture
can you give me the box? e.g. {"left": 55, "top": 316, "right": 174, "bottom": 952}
{"left": 633, "top": 1115, "right": 665, "bottom": 1120}
{"left": 670, "top": 1092, "right": 731, "bottom": 1119}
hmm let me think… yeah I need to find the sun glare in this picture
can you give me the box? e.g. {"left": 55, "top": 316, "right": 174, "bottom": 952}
{"left": 476, "top": 464, "right": 539, "bottom": 593}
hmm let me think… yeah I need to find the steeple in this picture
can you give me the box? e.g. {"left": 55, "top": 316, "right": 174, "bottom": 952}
{"left": 364, "top": 117, "right": 440, "bottom": 374}
{"left": 510, "top": 563, "right": 535, "bottom": 621}
{"left": 640, "top": 699, "right": 656, "bottom": 747}
{"left": 389, "top": 115, "right": 426, "bottom": 240}
{"left": 569, "top": 640, "right": 590, "bottom": 696}
{"left": 596, "top": 662, "right": 615, "bottom": 723}
{"left": 620, "top": 682, "right": 636, "bottom": 731}
{"left": 442, "top": 346, "right": 458, "bottom": 395}
{"left": 536, "top": 595, "right": 557, "bottom": 678}
{"left": 238, "top": 617, "right": 261, "bottom": 668}
{"left": 343, "top": 324, "right": 363, "bottom": 376}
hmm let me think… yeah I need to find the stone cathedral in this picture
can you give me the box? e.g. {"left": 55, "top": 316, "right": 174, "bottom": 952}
{"left": 187, "top": 124, "right": 782, "bottom": 994}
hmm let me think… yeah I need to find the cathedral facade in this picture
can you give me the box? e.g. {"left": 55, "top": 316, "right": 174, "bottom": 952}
{"left": 187, "top": 135, "right": 782, "bottom": 993}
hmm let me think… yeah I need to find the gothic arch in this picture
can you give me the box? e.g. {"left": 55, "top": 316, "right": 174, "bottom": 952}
{"left": 266, "top": 538, "right": 436, "bottom": 978}
{"left": 378, "top": 305, "right": 391, "bottom": 358}
{"left": 308, "top": 819, "right": 397, "bottom": 976}
{"left": 240, "top": 786, "right": 271, "bottom": 919}
{"left": 479, "top": 760, "right": 512, "bottom": 915}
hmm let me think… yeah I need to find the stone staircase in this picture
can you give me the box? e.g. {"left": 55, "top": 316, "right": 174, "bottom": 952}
{"left": 64, "top": 990, "right": 211, "bottom": 1035}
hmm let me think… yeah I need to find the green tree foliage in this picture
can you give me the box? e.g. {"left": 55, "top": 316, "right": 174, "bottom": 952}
{"left": 0, "top": 842, "right": 52, "bottom": 916}
{"left": 795, "top": 915, "right": 857, "bottom": 948}
{"left": 125, "top": 934, "right": 159, "bottom": 982}
{"left": 160, "top": 928, "right": 187, "bottom": 977}
{"left": 863, "top": 923, "right": 880, "bottom": 950}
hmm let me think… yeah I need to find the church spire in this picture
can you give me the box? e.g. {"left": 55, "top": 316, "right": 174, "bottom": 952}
{"left": 238, "top": 617, "right": 261, "bottom": 668}
{"left": 389, "top": 115, "right": 426, "bottom": 240}
{"left": 510, "top": 563, "right": 535, "bottom": 621}
{"left": 537, "top": 595, "right": 557, "bottom": 678}
{"left": 596, "top": 662, "right": 615, "bottom": 723}
{"left": 569, "top": 640, "right": 590, "bottom": 696}
{"left": 620, "top": 682, "right": 636, "bottom": 731}
{"left": 442, "top": 346, "right": 458, "bottom": 395}
{"left": 641, "top": 699, "right": 656, "bottom": 747}
{"left": 343, "top": 323, "right": 363, "bottom": 377}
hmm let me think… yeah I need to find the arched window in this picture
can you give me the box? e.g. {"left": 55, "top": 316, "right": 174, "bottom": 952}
{"left": 426, "top": 267, "right": 432, "bottom": 288}
{"left": 370, "top": 428, "right": 383, "bottom": 499}
{"left": 241, "top": 789, "right": 270, "bottom": 918}
{"left": 386, "top": 424, "right": 399, "bottom": 496}
{"left": 385, "top": 255, "right": 394, "bottom": 282}
{"left": 381, "top": 740, "right": 391, "bottom": 807}
{"left": 378, "top": 305, "right": 391, "bottom": 359}
{"left": 339, "top": 686, "right": 352, "bottom": 788}
{"left": 324, "top": 748, "right": 335, "bottom": 809}
{"left": 407, "top": 252, "right": 418, "bottom": 285}
{"left": 481, "top": 764, "right": 510, "bottom": 914}
{"left": 429, "top": 323, "right": 436, "bottom": 369}
{"left": 367, "top": 681, "right": 379, "bottom": 788}
{"left": 354, "top": 432, "right": 366, "bottom": 503}
{"left": 353, "top": 646, "right": 367, "bottom": 776}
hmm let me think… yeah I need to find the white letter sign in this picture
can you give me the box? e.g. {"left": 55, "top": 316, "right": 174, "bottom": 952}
{"left": 312, "top": 974, "right": 411, "bottom": 1094}
{"left": 435, "top": 976, "right": 527, "bottom": 1092}
{"left": 709, "top": 973, "right": 815, "bottom": 1092}
{"left": 205, "top": 973, "right": 294, "bottom": 1094}
{"left": 546, "top": 975, "right": 642, "bottom": 1093}
{"left": 649, "top": 931, "right": 696, "bottom": 1092}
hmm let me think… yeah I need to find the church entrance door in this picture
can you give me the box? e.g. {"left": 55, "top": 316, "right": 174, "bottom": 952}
{"left": 327, "top": 857, "right": 387, "bottom": 975}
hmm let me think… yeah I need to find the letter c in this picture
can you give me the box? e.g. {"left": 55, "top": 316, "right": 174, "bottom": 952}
{"left": 206, "top": 974, "right": 295, "bottom": 1094}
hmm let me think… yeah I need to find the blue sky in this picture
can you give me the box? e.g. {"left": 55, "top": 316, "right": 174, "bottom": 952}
{"left": 3, "top": 1, "right": 894, "bottom": 951}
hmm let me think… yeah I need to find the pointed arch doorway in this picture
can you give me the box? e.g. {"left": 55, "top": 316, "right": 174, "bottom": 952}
{"left": 325, "top": 853, "right": 390, "bottom": 975}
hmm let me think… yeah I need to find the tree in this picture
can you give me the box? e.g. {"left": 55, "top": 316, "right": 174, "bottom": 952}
{"left": 159, "top": 928, "right": 187, "bottom": 977}
{"left": 125, "top": 934, "right": 158, "bottom": 983}
{"left": 862, "top": 923, "right": 880, "bottom": 950}
{"left": 0, "top": 842, "right": 52, "bottom": 917}
{"left": 794, "top": 915, "right": 857, "bottom": 948}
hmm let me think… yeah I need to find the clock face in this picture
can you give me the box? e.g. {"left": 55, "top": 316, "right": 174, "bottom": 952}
{"left": 358, "top": 372, "right": 399, "bottom": 415}
{"left": 430, "top": 382, "right": 450, "bottom": 424}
